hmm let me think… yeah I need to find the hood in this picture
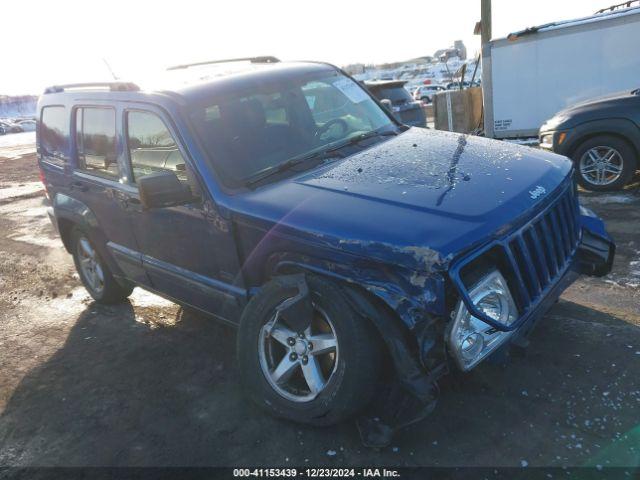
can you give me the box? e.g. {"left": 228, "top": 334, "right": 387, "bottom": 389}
{"left": 234, "top": 128, "right": 572, "bottom": 272}
{"left": 569, "top": 89, "right": 639, "bottom": 110}
{"left": 544, "top": 89, "right": 640, "bottom": 129}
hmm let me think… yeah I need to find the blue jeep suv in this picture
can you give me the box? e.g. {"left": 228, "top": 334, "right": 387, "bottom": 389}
{"left": 37, "top": 57, "right": 614, "bottom": 439}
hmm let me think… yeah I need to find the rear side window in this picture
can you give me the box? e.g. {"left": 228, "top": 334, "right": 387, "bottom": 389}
{"left": 76, "top": 107, "right": 119, "bottom": 179}
{"left": 126, "top": 111, "right": 187, "bottom": 182}
{"left": 40, "top": 106, "right": 69, "bottom": 165}
{"left": 375, "top": 86, "right": 413, "bottom": 104}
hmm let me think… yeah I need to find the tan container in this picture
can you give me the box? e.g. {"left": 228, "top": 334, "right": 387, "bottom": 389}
{"left": 433, "top": 87, "right": 483, "bottom": 134}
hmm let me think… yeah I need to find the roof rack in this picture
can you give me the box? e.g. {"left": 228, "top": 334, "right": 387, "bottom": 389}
{"left": 596, "top": 0, "right": 639, "bottom": 13}
{"left": 43, "top": 82, "right": 140, "bottom": 94}
{"left": 166, "top": 56, "right": 280, "bottom": 71}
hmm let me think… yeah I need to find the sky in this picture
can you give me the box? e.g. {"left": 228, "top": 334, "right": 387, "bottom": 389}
{"left": 2, "top": 0, "right": 611, "bottom": 95}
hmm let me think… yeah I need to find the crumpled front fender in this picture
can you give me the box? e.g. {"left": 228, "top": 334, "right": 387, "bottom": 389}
{"left": 270, "top": 252, "right": 447, "bottom": 330}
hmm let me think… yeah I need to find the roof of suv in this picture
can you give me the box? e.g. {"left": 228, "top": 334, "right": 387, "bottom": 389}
{"left": 363, "top": 80, "right": 408, "bottom": 89}
{"left": 41, "top": 60, "right": 339, "bottom": 106}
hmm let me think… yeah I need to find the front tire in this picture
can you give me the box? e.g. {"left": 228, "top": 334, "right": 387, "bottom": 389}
{"left": 572, "top": 135, "right": 637, "bottom": 191}
{"left": 71, "top": 228, "right": 133, "bottom": 304}
{"left": 238, "top": 275, "right": 379, "bottom": 426}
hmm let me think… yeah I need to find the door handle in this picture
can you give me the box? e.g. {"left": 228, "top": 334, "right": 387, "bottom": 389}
{"left": 114, "top": 191, "right": 141, "bottom": 210}
{"left": 70, "top": 181, "right": 88, "bottom": 192}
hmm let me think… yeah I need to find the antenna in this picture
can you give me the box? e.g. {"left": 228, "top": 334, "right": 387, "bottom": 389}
{"left": 102, "top": 58, "right": 119, "bottom": 80}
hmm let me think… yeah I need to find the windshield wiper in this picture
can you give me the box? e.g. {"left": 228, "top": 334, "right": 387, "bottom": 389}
{"left": 244, "top": 150, "right": 344, "bottom": 188}
{"left": 325, "top": 129, "right": 398, "bottom": 154}
{"left": 244, "top": 130, "right": 399, "bottom": 188}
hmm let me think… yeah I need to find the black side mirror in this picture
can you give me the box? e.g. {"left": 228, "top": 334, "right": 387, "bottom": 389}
{"left": 138, "top": 170, "right": 195, "bottom": 209}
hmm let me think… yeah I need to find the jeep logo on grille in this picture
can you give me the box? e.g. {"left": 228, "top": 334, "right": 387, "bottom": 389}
{"left": 529, "top": 185, "right": 547, "bottom": 200}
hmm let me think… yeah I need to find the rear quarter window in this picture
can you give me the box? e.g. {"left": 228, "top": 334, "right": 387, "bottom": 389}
{"left": 40, "top": 106, "right": 69, "bottom": 165}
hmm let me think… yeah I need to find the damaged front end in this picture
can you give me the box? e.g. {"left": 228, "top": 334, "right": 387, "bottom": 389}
{"left": 445, "top": 181, "right": 614, "bottom": 373}
{"left": 269, "top": 271, "right": 448, "bottom": 448}
{"left": 259, "top": 173, "right": 613, "bottom": 448}
{"left": 348, "top": 184, "right": 614, "bottom": 447}
{"left": 270, "top": 253, "right": 451, "bottom": 448}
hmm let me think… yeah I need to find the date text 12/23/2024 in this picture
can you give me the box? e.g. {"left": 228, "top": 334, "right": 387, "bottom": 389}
{"left": 233, "top": 468, "right": 401, "bottom": 478}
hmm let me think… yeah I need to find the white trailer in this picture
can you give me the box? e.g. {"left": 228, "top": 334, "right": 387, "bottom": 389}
{"left": 482, "top": 6, "right": 640, "bottom": 139}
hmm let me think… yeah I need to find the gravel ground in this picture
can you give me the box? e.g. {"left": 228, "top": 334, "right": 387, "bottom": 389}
{"left": 0, "top": 136, "right": 639, "bottom": 468}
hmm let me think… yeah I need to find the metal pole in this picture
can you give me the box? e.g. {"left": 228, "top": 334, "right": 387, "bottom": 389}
{"left": 481, "top": 0, "right": 492, "bottom": 46}
{"left": 480, "top": 0, "right": 492, "bottom": 137}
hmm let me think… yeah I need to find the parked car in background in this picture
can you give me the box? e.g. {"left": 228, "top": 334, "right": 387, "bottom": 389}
{"left": 363, "top": 80, "right": 426, "bottom": 127}
{"left": 17, "top": 119, "right": 36, "bottom": 132}
{"left": 445, "top": 81, "right": 477, "bottom": 91}
{"left": 413, "top": 84, "right": 446, "bottom": 103}
{"left": 37, "top": 58, "right": 614, "bottom": 443}
{"left": 539, "top": 88, "right": 640, "bottom": 191}
{"left": 0, "top": 120, "right": 23, "bottom": 133}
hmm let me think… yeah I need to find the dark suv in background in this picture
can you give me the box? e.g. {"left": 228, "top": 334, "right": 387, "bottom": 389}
{"left": 37, "top": 57, "right": 613, "bottom": 445}
{"left": 363, "top": 80, "right": 427, "bottom": 127}
{"left": 539, "top": 88, "right": 640, "bottom": 191}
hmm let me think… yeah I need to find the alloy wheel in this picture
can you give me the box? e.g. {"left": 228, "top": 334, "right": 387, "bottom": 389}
{"left": 258, "top": 304, "right": 339, "bottom": 403}
{"left": 579, "top": 146, "right": 624, "bottom": 187}
{"left": 77, "top": 236, "right": 104, "bottom": 295}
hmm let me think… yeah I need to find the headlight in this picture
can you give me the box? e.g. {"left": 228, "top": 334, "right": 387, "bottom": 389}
{"left": 448, "top": 270, "right": 518, "bottom": 371}
{"left": 540, "top": 133, "right": 554, "bottom": 148}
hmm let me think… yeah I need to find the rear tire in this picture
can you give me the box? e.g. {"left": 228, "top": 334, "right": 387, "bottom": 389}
{"left": 572, "top": 135, "right": 637, "bottom": 191}
{"left": 71, "top": 228, "right": 133, "bottom": 304}
{"left": 238, "top": 275, "right": 379, "bottom": 426}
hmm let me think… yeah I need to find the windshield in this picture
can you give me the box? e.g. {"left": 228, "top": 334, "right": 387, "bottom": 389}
{"left": 189, "top": 71, "right": 396, "bottom": 187}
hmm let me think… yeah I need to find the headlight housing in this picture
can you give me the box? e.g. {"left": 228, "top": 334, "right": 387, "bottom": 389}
{"left": 540, "top": 133, "right": 554, "bottom": 149}
{"left": 448, "top": 270, "right": 518, "bottom": 371}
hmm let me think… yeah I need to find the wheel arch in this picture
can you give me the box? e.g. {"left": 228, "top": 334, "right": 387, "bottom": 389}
{"left": 51, "top": 193, "right": 102, "bottom": 250}
{"left": 565, "top": 119, "right": 640, "bottom": 160}
{"left": 269, "top": 259, "right": 448, "bottom": 400}
{"left": 273, "top": 259, "right": 411, "bottom": 337}
{"left": 50, "top": 193, "right": 117, "bottom": 273}
{"left": 57, "top": 216, "right": 76, "bottom": 252}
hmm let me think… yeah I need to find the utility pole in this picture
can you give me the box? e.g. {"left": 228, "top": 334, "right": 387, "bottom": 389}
{"left": 476, "top": 0, "right": 492, "bottom": 136}
{"left": 481, "top": 0, "right": 492, "bottom": 46}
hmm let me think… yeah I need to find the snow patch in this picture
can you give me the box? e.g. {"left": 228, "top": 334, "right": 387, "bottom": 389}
{"left": 0, "top": 131, "right": 35, "bottom": 148}
{"left": 129, "top": 288, "right": 175, "bottom": 308}
{"left": 0, "top": 182, "right": 43, "bottom": 201}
